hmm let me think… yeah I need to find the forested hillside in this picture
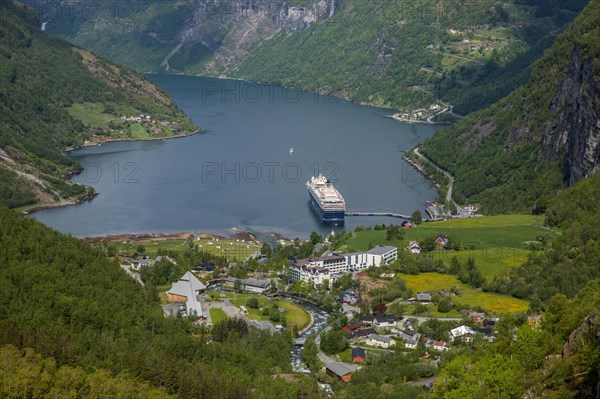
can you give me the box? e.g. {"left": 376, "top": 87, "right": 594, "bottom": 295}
{"left": 28, "top": 0, "right": 586, "bottom": 114}
{"left": 0, "top": 1, "right": 197, "bottom": 210}
{"left": 418, "top": 0, "right": 599, "bottom": 213}
{"left": 0, "top": 205, "right": 321, "bottom": 398}
{"left": 434, "top": 280, "right": 600, "bottom": 398}
{"left": 484, "top": 172, "right": 600, "bottom": 305}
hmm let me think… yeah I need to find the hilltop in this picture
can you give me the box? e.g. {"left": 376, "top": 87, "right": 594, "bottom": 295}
{"left": 415, "top": 0, "right": 599, "bottom": 213}
{"left": 27, "top": 0, "right": 586, "bottom": 115}
{"left": 0, "top": 1, "right": 197, "bottom": 210}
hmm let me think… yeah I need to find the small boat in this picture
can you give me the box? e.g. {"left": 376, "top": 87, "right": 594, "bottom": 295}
{"left": 289, "top": 147, "right": 294, "bottom": 155}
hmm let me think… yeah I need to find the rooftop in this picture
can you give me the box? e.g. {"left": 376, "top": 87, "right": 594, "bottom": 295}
{"left": 366, "top": 246, "right": 397, "bottom": 255}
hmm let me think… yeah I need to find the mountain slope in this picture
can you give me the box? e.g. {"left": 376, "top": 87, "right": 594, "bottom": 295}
{"left": 0, "top": 204, "right": 322, "bottom": 398}
{"left": 417, "top": 0, "right": 599, "bottom": 213}
{"left": 0, "top": 1, "right": 197, "bottom": 210}
{"left": 28, "top": 0, "right": 586, "bottom": 114}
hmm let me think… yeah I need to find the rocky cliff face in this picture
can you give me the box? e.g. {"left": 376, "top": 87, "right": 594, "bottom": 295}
{"left": 562, "top": 308, "right": 600, "bottom": 399}
{"left": 182, "top": 0, "right": 341, "bottom": 71}
{"left": 541, "top": 44, "right": 600, "bottom": 185}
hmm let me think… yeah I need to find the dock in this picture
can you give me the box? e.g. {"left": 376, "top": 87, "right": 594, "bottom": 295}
{"left": 345, "top": 212, "right": 411, "bottom": 219}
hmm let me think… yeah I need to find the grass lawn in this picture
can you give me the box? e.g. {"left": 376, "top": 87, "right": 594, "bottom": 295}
{"left": 142, "top": 238, "right": 189, "bottom": 258}
{"left": 210, "top": 308, "right": 228, "bottom": 323}
{"left": 194, "top": 238, "right": 261, "bottom": 261}
{"left": 207, "top": 291, "right": 311, "bottom": 330}
{"left": 347, "top": 215, "right": 553, "bottom": 279}
{"left": 337, "top": 347, "right": 353, "bottom": 363}
{"left": 397, "top": 273, "right": 529, "bottom": 315}
{"left": 68, "top": 102, "right": 122, "bottom": 128}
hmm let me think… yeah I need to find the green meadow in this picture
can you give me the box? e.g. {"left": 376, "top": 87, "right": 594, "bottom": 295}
{"left": 346, "top": 215, "right": 551, "bottom": 314}
{"left": 207, "top": 291, "right": 311, "bottom": 330}
{"left": 347, "top": 215, "right": 553, "bottom": 280}
{"left": 209, "top": 308, "right": 228, "bottom": 323}
{"left": 398, "top": 273, "right": 529, "bottom": 314}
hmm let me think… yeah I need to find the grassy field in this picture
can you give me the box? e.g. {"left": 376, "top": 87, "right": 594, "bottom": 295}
{"left": 397, "top": 273, "right": 529, "bottom": 314}
{"left": 347, "top": 215, "right": 553, "bottom": 280}
{"left": 207, "top": 291, "right": 311, "bottom": 330}
{"left": 210, "top": 308, "right": 228, "bottom": 324}
{"left": 68, "top": 102, "right": 122, "bottom": 127}
{"left": 193, "top": 238, "right": 261, "bottom": 261}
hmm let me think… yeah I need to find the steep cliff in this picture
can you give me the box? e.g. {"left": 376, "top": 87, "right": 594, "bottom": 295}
{"left": 28, "top": 0, "right": 586, "bottom": 113}
{"left": 29, "top": 0, "right": 340, "bottom": 74}
{"left": 419, "top": 0, "right": 599, "bottom": 213}
{"left": 541, "top": 44, "right": 600, "bottom": 185}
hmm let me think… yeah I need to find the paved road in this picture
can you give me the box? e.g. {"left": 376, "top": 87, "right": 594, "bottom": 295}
{"left": 120, "top": 265, "right": 144, "bottom": 285}
{"left": 414, "top": 147, "right": 455, "bottom": 206}
{"left": 350, "top": 344, "right": 394, "bottom": 354}
{"left": 401, "top": 315, "right": 464, "bottom": 325}
{"left": 408, "top": 376, "right": 439, "bottom": 388}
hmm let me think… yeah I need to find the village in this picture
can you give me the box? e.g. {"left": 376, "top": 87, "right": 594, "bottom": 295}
{"left": 105, "top": 216, "right": 548, "bottom": 387}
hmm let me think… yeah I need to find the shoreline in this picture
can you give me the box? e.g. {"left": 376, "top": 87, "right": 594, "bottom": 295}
{"left": 146, "top": 71, "right": 454, "bottom": 124}
{"left": 20, "top": 192, "right": 98, "bottom": 215}
{"left": 65, "top": 127, "right": 201, "bottom": 152}
{"left": 22, "top": 128, "right": 201, "bottom": 215}
{"left": 402, "top": 150, "right": 442, "bottom": 190}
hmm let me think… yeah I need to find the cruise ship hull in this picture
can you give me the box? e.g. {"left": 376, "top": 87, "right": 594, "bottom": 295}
{"left": 309, "top": 195, "right": 345, "bottom": 224}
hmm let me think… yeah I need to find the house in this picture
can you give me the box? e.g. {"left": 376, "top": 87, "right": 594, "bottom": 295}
{"left": 435, "top": 236, "right": 448, "bottom": 247}
{"left": 366, "top": 334, "right": 395, "bottom": 349}
{"left": 450, "top": 325, "right": 475, "bottom": 342}
{"left": 421, "top": 337, "right": 433, "bottom": 349}
{"left": 482, "top": 319, "right": 496, "bottom": 328}
{"left": 326, "top": 362, "right": 353, "bottom": 382}
{"left": 166, "top": 271, "right": 207, "bottom": 317}
{"left": 359, "top": 315, "right": 375, "bottom": 325}
{"left": 398, "top": 330, "right": 420, "bottom": 342}
{"left": 434, "top": 340, "right": 451, "bottom": 351}
{"left": 469, "top": 312, "right": 486, "bottom": 324}
{"left": 408, "top": 241, "right": 421, "bottom": 254}
{"left": 193, "top": 262, "right": 215, "bottom": 272}
{"left": 474, "top": 327, "right": 496, "bottom": 342}
{"left": 131, "top": 258, "right": 150, "bottom": 271}
{"left": 374, "top": 314, "right": 397, "bottom": 328}
{"left": 242, "top": 278, "right": 271, "bottom": 294}
{"left": 352, "top": 347, "right": 366, "bottom": 363}
{"left": 405, "top": 339, "right": 418, "bottom": 349}
{"left": 348, "top": 328, "right": 376, "bottom": 341}
{"left": 342, "top": 321, "right": 365, "bottom": 333}
{"left": 224, "top": 277, "right": 271, "bottom": 293}
{"left": 416, "top": 292, "right": 432, "bottom": 302}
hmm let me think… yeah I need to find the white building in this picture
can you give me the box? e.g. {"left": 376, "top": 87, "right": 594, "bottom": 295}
{"left": 450, "top": 325, "right": 475, "bottom": 342}
{"left": 366, "top": 334, "right": 395, "bottom": 349}
{"left": 405, "top": 339, "right": 418, "bottom": 349}
{"left": 166, "top": 271, "right": 206, "bottom": 317}
{"left": 290, "top": 246, "right": 397, "bottom": 287}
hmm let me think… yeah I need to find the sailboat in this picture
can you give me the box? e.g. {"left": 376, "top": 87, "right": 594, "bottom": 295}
{"left": 289, "top": 147, "right": 294, "bottom": 155}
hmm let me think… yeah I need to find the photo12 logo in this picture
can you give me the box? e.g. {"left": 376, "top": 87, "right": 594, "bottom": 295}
{"left": 201, "top": 161, "right": 339, "bottom": 184}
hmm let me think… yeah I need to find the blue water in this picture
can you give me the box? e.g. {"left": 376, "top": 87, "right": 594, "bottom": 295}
{"left": 32, "top": 75, "right": 440, "bottom": 238}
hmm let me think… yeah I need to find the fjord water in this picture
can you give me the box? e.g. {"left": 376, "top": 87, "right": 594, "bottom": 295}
{"left": 33, "top": 75, "right": 440, "bottom": 238}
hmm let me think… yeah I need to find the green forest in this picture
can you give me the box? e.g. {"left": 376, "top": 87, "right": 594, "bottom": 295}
{"left": 234, "top": 0, "right": 587, "bottom": 114}
{"left": 419, "top": 0, "right": 600, "bottom": 213}
{"left": 0, "top": 205, "right": 322, "bottom": 398}
{"left": 0, "top": 1, "right": 196, "bottom": 209}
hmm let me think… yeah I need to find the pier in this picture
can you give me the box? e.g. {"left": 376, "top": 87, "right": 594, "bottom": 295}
{"left": 345, "top": 212, "right": 411, "bottom": 219}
